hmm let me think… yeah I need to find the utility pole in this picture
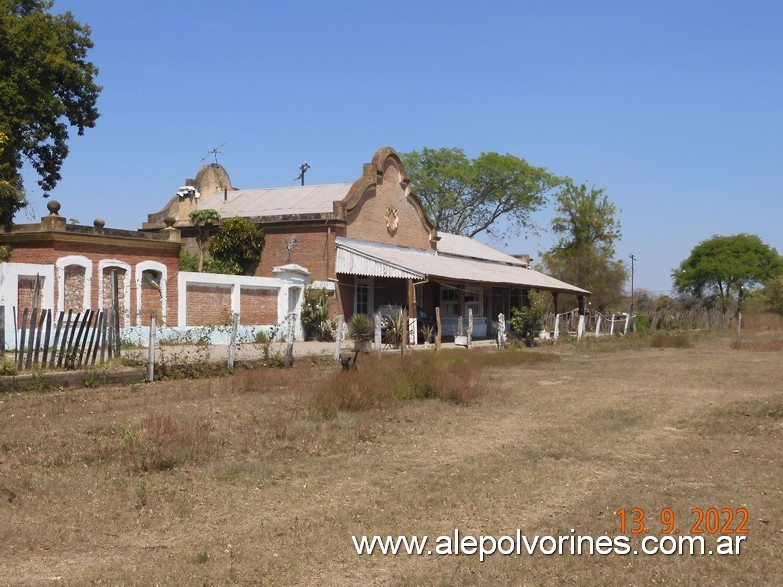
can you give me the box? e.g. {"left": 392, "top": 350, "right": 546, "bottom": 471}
{"left": 629, "top": 254, "right": 636, "bottom": 314}
{"left": 295, "top": 162, "right": 310, "bottom": 186}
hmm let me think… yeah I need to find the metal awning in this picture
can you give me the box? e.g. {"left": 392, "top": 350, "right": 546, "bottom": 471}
{"left": 335, "top": 237, "right": 590, "bottom": 295}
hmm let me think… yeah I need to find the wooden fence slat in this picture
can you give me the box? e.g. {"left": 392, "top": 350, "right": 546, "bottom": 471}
{"left": 41, "top": 310, "right": 53, "bottom": 367}
{"left": 77, "top": 310, "right": 93, "bottom": 367}
{"left": 32, "top": 309, "right": 46, "bottom": 367}
{"left": 12, "top": 306, "right": 17, "bottom": 365}
{"left": 57, "top": 310, "right": 73, "bottom": 369}
{"left": 86, "top": 310, "right": 99, "bottom": 366}
{"left": 25, "top": 308, "right": 37, "bottom": 370}
{"left": 18, "top": 308, "right": 28, "bottom": 371}
{"left": 50, "top": 311, "right": 65, "bottom": 369}
{"left": 91, "top": 311, "right": 104, "bottom": 366}
{"left": 64, "top": 312, "right": 82, "bottom": 369}
{"left": 0, "top": 305, "right": 5, "bottom": 358}
{"left": 99, "top": 310, "right": 107, "bottom": 363}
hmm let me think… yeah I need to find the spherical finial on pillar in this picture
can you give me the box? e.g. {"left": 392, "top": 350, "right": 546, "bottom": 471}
{"left": 164, "top": 216, "right": 176, "bottom": 228}
{"left": 93, "top": 218, "right": 106, "bottom": 229}
{"left": 46, "top": 200, "right": 61, "bottom": 216}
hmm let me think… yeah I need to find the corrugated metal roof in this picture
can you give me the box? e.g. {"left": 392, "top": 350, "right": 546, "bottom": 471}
{"left": 437, "top": 232, "right": 528, "bottom": 266}
{"left": 335, "top": 237, "right": 590, "bottom": 294}
{"left": 198, "top": 183, "right": 352, "bottom": 218}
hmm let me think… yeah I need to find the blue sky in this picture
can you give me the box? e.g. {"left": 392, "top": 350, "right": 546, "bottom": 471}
{"left": 21, "top": 0, "right": 783, "bottom": 294}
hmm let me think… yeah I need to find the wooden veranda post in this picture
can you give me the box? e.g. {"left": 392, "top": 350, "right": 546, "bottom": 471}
{"left": 401, "top": 310, "right": 408, "bottom": 356}
{"left": 406, "top": 279, "right": 416, "bottom": 346}
{"left": 435, "top": 307, "right": 442, "bottom": 351}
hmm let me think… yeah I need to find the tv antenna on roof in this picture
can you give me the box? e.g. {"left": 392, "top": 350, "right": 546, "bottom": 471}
{"left": 295, "top": 161, "right": 310, "bottom": 186}
{"left": 200, "top": 141, "right": 228, "bottom": 164}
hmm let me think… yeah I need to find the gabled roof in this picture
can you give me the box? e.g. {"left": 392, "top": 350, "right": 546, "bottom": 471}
{"left": 335, "top": 237, "right": 590, "bottom": 295}
{"left": 198, "top": 183, "right": 353, "bottom": 218}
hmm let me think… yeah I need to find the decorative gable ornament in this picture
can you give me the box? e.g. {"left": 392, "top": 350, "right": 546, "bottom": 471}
{"left": 385, "top": 206, "right": 399, "bottom": 235}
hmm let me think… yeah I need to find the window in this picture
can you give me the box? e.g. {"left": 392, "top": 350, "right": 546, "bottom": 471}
{"left": 465, "top": 287, "right": 483, "bottom": 317}
{"left": 142, "top": 270, "right": 161, "bottom": 290}
{"left": 354, "top": 277, "right": 373, "bottom": 315}
{"left": 441, "top": 287, "right": 458, "bottom": 316}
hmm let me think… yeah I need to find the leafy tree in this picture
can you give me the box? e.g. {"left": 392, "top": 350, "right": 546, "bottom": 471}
{"left": 0, "top": 0, "right": 101, "bottom": 223}
{"left": 208, "top": 216, "right": 265, "bottom": 275}
{"left": 672, "top": 234, "right": 783, "bottom": 336}
{"left": 541, "top": 181, "right": 626, "bottom": 312}
{"left": 189, "top": 209, "right": 220, "bottom": 272}
{"left": 400, "top": 147, "right": 563, "bottom": 238}
{"left": 765, "top": 274, "right": 783, "bottom": 315}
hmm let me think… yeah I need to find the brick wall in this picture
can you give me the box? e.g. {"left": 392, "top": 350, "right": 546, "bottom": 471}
{"left": 239, "top": 287, "right": 278, "bottom": 325}
{"left": 185, "top": 283, "right": 231, "bottom": 326}
{"left": 7, "top": 237, "right": 180, "bottom": 325}
{"left": 346, "top": 161, "right": 434, "bottom": 250}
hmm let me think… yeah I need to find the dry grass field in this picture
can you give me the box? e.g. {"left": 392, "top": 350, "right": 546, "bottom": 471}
{"left": 1, "top": 330, "right": 782, "bottom": 586}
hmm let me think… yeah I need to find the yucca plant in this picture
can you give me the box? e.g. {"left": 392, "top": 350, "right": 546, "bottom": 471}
{"left": 348, "top": 314, "right": 374, "bottom": 351}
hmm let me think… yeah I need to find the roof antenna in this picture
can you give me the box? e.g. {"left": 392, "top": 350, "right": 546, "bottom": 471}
{"left": 295, "top": 161, "right": 310, "bottom": 186}
{"left": 201, "top": 141, "right": 228, "bottom": 165}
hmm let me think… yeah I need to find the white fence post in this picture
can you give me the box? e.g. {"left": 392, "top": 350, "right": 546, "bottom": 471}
{"left": 285, "top": 312, "right": 295, "bottom": 367}
{"left": 554, "top": 314, "right": 560, "bottom": 341}
{"left": 334, "top": 315, "right": 344, "bottom": 363}
{"left": 497, "top": 313, "right": 505, "bottom": 349}
{"left": 623, "top": 313, "right": 631, "bottom": 335}
{"left": 595, "top": 315, "right": 602, "bottom": 337}
{"left": 374, "top": 311, "right": 382, "bottom": 352}
{"left": 577, "top": 314, "right": 585, "bottom": 340}
{"left": 147, "top": 314, "right": 156, "bottom": 382}
{"left": 610, "top": 313, "right": 616, "bottom": 335}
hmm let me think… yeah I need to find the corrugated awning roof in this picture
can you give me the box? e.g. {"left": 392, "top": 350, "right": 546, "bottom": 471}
{"left": 335, "top": 237, "right": 590, "bottom": 295}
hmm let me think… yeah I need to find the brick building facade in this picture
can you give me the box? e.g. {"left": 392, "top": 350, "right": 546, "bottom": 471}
{"left": 1, "top": 201, "right": 181, "bottom": 331}
{"left": 143, "top": 147, "right": 590, "bottom": 339}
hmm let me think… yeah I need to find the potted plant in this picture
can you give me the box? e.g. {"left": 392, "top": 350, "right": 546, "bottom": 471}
{"left": 420, "top": 323, "right": 435, "bottom": 348}
{"left": 348, "top": 314, "right": 374, "bottom": 353}
{"left": 454, "top": 315, "right": 468, "bottom": 347}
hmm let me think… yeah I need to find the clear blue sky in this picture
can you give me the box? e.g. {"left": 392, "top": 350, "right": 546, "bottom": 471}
{"left": 22, "top": 0, "right": 783, "bottom": 294}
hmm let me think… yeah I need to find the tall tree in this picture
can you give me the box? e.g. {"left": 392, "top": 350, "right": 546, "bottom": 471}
{"left": 541, "top": 180, "right": 626, "bottom": 312}
{"left": 0, "top": 0, "right": 101, "bottom": 223}
{"left": 672, "top": 234, "right": 782, "bottom": 340}
{"left": 189, "top": 209, "right": 220, "bottom": 272}
{"left": 400, "top": 147, "right": 563, "bottom": 238}
{"left": 209, "top": 217, "right": 266, "bottom": 275}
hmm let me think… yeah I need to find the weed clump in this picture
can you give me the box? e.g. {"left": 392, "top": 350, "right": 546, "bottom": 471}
{"left": 311, "top": 348, "right": 551, "bottom": 417}
{"left": 125, "top": 413, "right": 216, "bottom": 472}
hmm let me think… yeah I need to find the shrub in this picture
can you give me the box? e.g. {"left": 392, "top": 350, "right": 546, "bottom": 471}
{"left": 310, "top": 351, "right": 501, "bottom": 417}
{"left": 348, "top": 314, "right": 374, "bottom": 346}
{"left": 0, "top": 356, "right": 16, "bottom": 376}
{"left": 634, "top": 312, "right": 650, "bottom": 331}
{"left": 301, "top": 288, "right": 335, "bottom": 342}
{"left": 508, "top": 292, "right": 546, "bottom": 346}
